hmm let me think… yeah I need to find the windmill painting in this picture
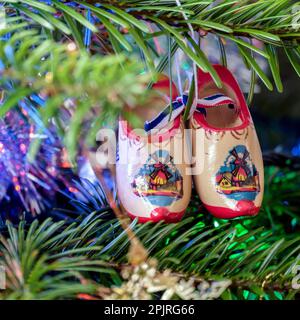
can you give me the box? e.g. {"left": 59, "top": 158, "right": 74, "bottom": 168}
{"left": 216, "top": 145, "right": 260, "bottom": 201}
{"left": 132, "top": 150, "right": 183, "bottom": 206}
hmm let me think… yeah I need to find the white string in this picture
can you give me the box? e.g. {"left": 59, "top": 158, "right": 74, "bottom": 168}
{"left": 175, "top": 0, "right": 199, "bottom": 109}
{"left": 175, "top": 51, "right": 183, "bottom": 95}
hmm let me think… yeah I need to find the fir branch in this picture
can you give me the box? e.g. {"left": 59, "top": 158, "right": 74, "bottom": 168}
{"left": 2, "top": 1, "right": 300, "bottom": 91}
{"left": 0, "top": 20, "right": 150, "bottom": 162}
{"left": 1, "top": 208, "right": 299, "bottom": 300}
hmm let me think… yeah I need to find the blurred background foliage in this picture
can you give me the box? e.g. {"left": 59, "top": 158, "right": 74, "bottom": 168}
{"left": 254, "top": 51, "right": 300, "bottom": 153}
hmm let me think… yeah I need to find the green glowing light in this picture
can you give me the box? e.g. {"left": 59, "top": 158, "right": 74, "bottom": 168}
{"left": 274, "top": 291, "right": 283, "bottom": 300}
{"left": 235, "top": 223, "right": 248, "bottom": 236}
{"left": 182, "top": 62, "right": 190, "bottom": 71}
{"left": 196, "top": 222, "right": 205, "bottom": 228}
{"left": 243, "top": 290, "right": 250, "bottom": 299}
{"left": 291, "top": 218, "right": 298, "bottom": 227}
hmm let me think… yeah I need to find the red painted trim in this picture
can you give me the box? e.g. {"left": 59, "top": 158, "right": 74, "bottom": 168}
{"left": 120, "top": 73, "right": 182, "bottom": 143}
{"left": 203, "top": 200, "right": 260, "bottom": 219}
{"left": 193, "top": 64, "right": 251, "bottom": 132}
{"left": 127, "top": 207, "right": 185, "bottom": 223}
{"left": 152, "top": 75, "right": 179, "bottom": 101}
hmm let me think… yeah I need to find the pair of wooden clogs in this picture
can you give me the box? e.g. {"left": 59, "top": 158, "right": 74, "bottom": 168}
{"left": 116, "top": 65, "right": 264, "bottom": 223}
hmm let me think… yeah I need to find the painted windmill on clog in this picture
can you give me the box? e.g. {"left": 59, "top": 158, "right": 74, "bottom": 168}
{"left": 231, "top": 148, "right": 251, "bottom": 185}
{"left": 132, "top": 150, "right": 183, "bottom": 199}
{"left": 217, "top": 146, "right": 260, "bottom": 195}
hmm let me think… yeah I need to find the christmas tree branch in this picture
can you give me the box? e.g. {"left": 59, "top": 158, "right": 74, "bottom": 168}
{"left": 1, "top": 162, "right": 299, "bottom": 300}
{"left": 0, "top": 20, "right": 149, "bottom": 161}
{"left": 85, "top": 0, "right": 300, "bottom": 41}
{"left": 2, "top": 1, "right": 300, "bottom": 92}
{"left": 1, "top": 204, "right": 299, "bottom": 300}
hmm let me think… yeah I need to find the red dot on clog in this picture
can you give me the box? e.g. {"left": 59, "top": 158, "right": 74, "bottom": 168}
{"left": 151, "top": 207, "right": 170, "bottom": 219}
{"left": 236, "top": 200, "right": 257, "bottom": 215}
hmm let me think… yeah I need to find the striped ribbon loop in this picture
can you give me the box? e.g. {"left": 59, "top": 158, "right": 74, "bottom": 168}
{"left": 196, "top": 93, "right": 235, "bottom": 109}
{"left": 144, "top": 93, "right": 236, "bottom": 133}
{"left": 144, "top": 93, "right": 188, "bottom": 133}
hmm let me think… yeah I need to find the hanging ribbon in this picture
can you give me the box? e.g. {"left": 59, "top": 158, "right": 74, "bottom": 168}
{"left": 144, "top": 93, "right": 236, "bottom": 133}
{"left": 196, "top": 94, "right": 235, "bottom": 109}
{"left": 144, "top": 93, "right": 188, "bottom": 133}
